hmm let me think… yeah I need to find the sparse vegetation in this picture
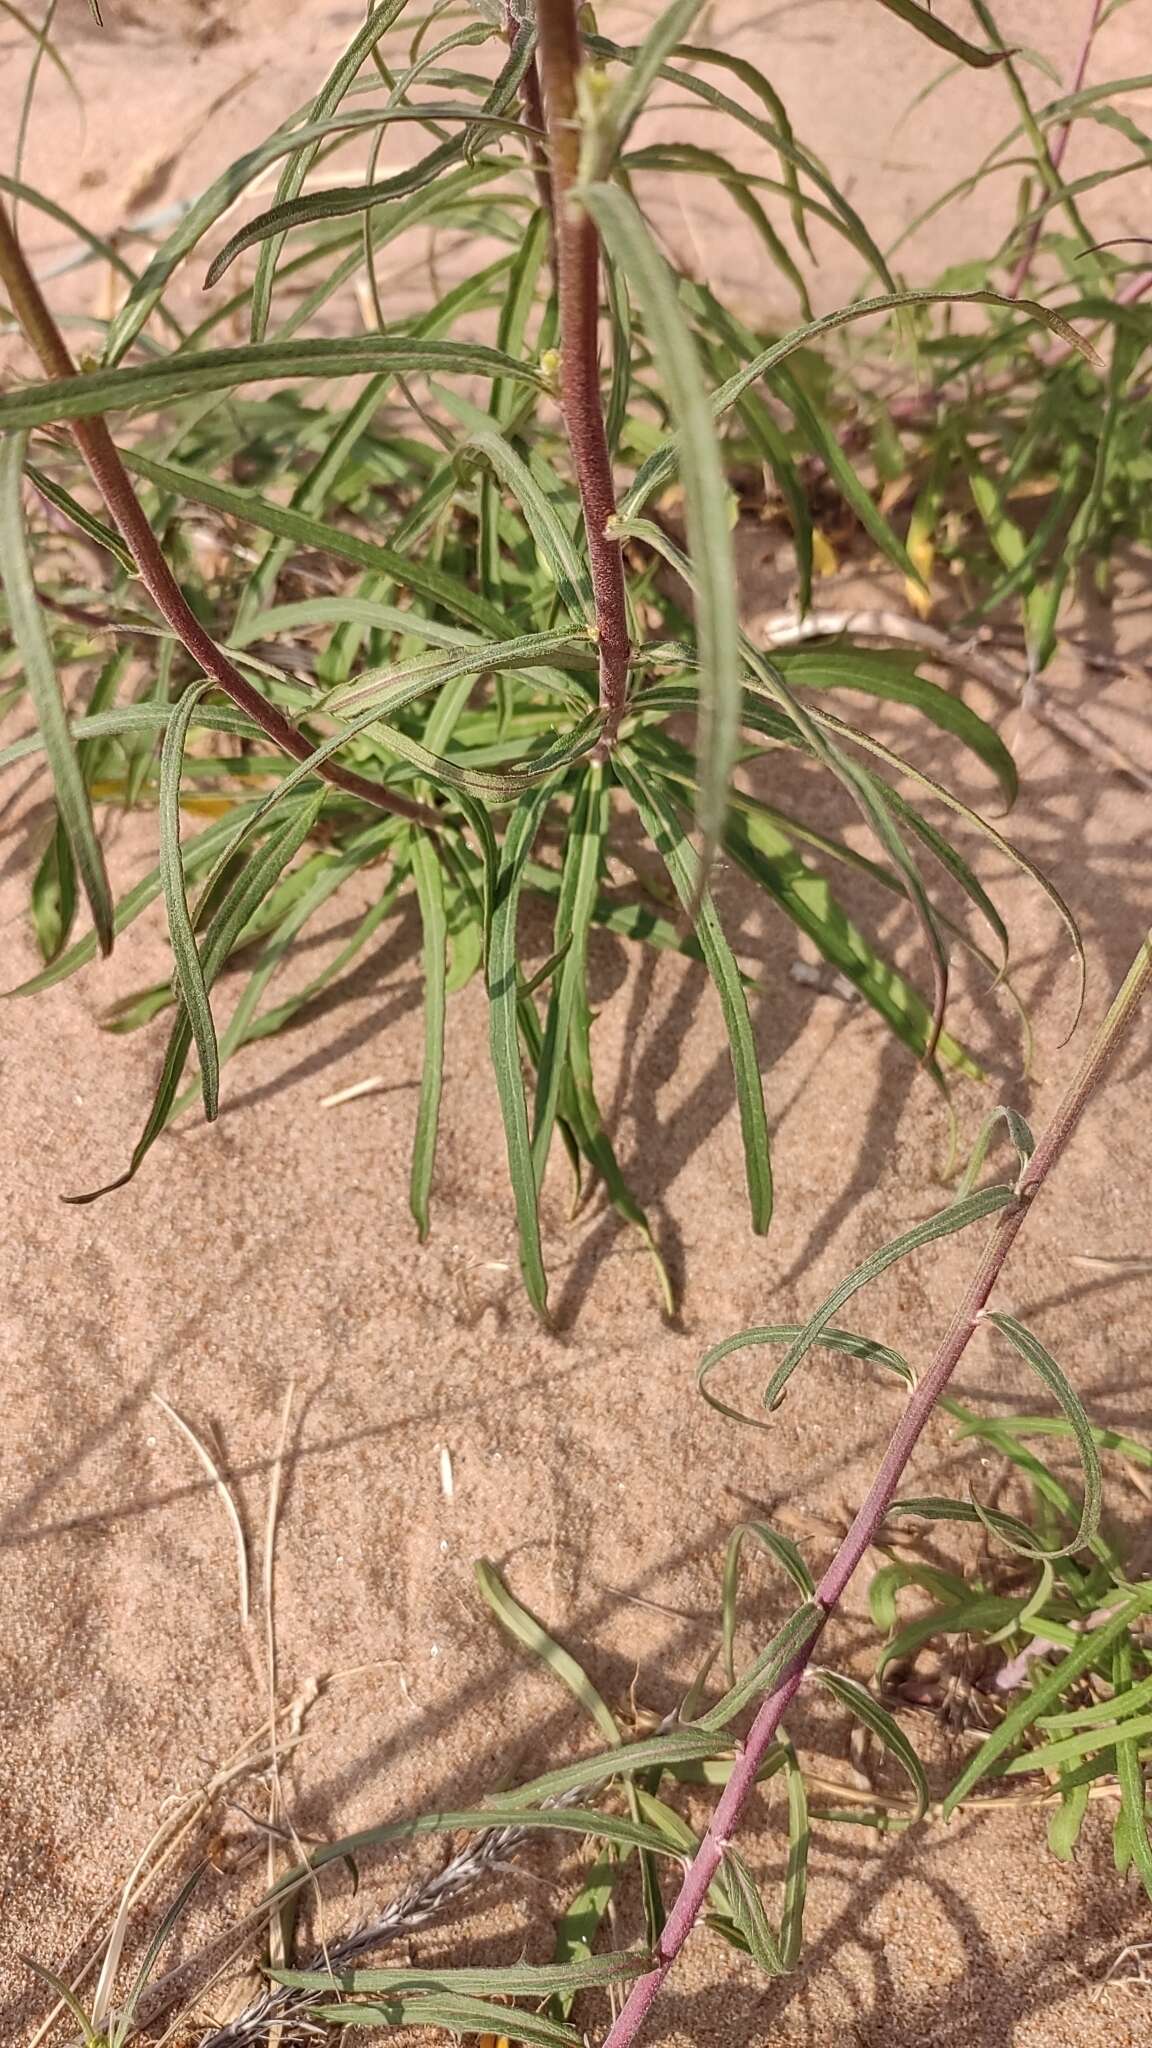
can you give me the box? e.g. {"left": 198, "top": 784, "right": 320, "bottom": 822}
{"left": 4, "top": 0, "right": 1151, "bottom": 2041}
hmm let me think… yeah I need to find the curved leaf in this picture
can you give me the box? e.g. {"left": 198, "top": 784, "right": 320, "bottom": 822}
{"left": 0, "top": 432, "right": 113, "bottom": 956}
{"left": 158, "top": 682, "right": 219, "bottom": 1120}
{"left": 0, "top": 337, "right": 544, "bottom": 434}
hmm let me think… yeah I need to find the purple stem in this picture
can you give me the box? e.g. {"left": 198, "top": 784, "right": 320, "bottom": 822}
{"left": 602, "top": 929, "right": 1152, "bottom": 2048}
{"left": 0, "top": 198, "right": 435, "bottom": 827}
{"left": 534, "top": 0, "right": 631, "bottom": 743}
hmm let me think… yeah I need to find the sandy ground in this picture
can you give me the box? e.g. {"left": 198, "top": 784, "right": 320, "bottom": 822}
{"left": 3, "top": 3, "right": 1152, "bottom": 2044}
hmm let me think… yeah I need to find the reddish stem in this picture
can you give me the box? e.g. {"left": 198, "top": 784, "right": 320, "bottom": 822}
{"left": 507, "top": 12, "right": 556, "bottom": 244}
{"left": 0, "top": 199, "right": 434, "bottom": 827}
{"left": 534, "top": 0, "right": 630, "bottom": 742}
{"left": 602, "top": 929, "right": 1152, "bottom": 2048}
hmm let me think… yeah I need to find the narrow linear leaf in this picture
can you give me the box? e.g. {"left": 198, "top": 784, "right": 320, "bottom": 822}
{"left": 0, "top": 337, "right": 544, "bottom": 434}
{"left": 943, "top": 1595, "right": 1152, "bottom": 1814}
{"left": 158, "top": 682, "right": 220, "bottom": 1119}
{"left": 583, "top": 181, "right": 741, "bottom": 870}
{"left": 816, "top": 1670, "right": 929, "bottom": 1819}
{"left": 0, "top": 432, "right": 113, "bottom": 955}
{"left": 616, "top": 754, "right": 772, "bottom": 1232}
{"left": 275, "top": 1953, "right": 643, "bottom": 1996}
{"left": 875, "top": 0, "right": 1007, "bottom": 65}
{"left": 698, "top": 1601, "right": 825, "bottom": 1731}
{"left": 475, "top": 1558, "right": 620, "bottom": 1747}
{"left": 65, "top": 797, "right": 324, "bottom": 1203}
{"left": 408, "top": 830, "right": 446, "bottom": 1241}
{"left": 621, "top": 289, "right": 1095, "bottom": 520}
{"left": 699, "top": 1323, "right": 914, "bottom": 1432}
{"left": 487, "top": 779, "right": 560, "bottom": 1317}
{"left": 984, "top": 1314, "right": 1102, "bottom": 1557}
{"left": 723, "top": 1523, "right": 815, "bottom": 1684}
{"left": 303, "top": 1992, "right": 579, "bottom": 2046}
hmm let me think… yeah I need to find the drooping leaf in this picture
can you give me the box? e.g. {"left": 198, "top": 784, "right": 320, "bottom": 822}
{"left": 0, "top": 432, "right": 113, "bottom": 956}
{"left": 616, "top": 754, "right": 772, "bottom": 1232}
{"left": 475, "top": 1557, "right": 620, "bottom": 1747}
{"left": 158, "top": 681, "right": 220, "bottom": 1119}
{"left": 582, "top": 181, "right": 742, "bottom": 870}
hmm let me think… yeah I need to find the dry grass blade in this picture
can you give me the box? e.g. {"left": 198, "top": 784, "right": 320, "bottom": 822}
{"left": 152, "top": 1393, "right": 251, "bottom": 1627}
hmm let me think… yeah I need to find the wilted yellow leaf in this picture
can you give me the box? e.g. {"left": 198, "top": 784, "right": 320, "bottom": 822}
{"left": 811, "top": 526, "right": 839, "bottom": 577}
{"left": 904, "top": 529, "right": 935, "bottom": 619}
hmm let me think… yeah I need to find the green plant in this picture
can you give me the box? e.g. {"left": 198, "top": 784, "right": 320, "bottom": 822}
{"left": 62, "top": 917, "right": 1143, "bottom": 2048}
{"left": 6, "top": 0, "right": 1133, "bottom": 1320}
{"left": 869, "top": 1397, "right": 1152, "bottom": 1879}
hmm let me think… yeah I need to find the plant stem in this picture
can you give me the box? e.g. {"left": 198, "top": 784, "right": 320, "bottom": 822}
{"left": 506, "top": 8, "right": 556, "bottom": 241}
{"left": 1006, "top": 0, "right": 1104, "bottom": 296}
{"left": 535, "top": 0, "right": 630, "bottom": 742}
{"left": 0, "top": 198, "right": 434, "bottom": 827}
{"left": 601, "top": 929, "right": 1152, "bottom": 2048}
{"left": 967, "top": 0, "right": 1094, "bottom": 277}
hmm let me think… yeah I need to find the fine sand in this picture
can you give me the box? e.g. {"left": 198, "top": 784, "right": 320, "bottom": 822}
{"left": 3, "top": 4, "right": 1152, "bottom": 2043}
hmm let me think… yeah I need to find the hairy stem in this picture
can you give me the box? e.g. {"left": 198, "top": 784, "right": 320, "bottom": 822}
{"left": 506, "top": 10, "right": 556, "bottom": 240}
{"left": 602, "top": 929, "right": 1152, "bottom": 2048}
{"left": 535, "top": 0, "right": 630, "bottom": 740}
{"left": 0, "top": 199, "right": 434, "bottom": 827}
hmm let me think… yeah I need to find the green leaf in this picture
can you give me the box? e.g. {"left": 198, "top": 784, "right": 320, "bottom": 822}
{"left": 158, "top": 682, "right": 220, "bottom": 1120}
{"left": 1040, "top": 1671, "right": 1152, "bottom": 1734}
{"left": 722, "top": 1523, "right": 815, "bottom": 1684}
{"left": 548, "top": 1852, "right": 622, "bottom": 2020}
{"left": 816, "top": 1671, "right": 929, "bottom": 1819}
{"left": 582, "top": 181, "right": 742, "bottom": 871}
{"left": 1114, "top": 1634, "right": 1152, "bottom": 1902}
{"left": 0, "top": 432, "right": 113, "bottom": 956}
{"left": 983, "top": 1314, "right": 1102, "bottom": 1557}
{"left": 532, "top": 768, "right": 605, "bottom": 1181}
{"left": 247, "top": 0, "right": 411, "bottom": 340}
{"left": 487, "top": 779, "right": 559, "bottom": 1317}
{"left": 490, "top": 1728, "right": 734, "bottom": 1811}
{"left": 954, "top": 1106, "right": 1035, "bottom": 1201}
{"left": 121, "top": 448, "right": 511, "bottom": 635}
{"left": 17, "top": 1959, "right": 99, "bottom": 2047}
{"left": 776, "top": 647, "right": 1018, "bottom": 808}
{"left": 65, "top": 796, "right": 324, "bottom": 1203}
{"left": 722, "top": 1846, "right": 786, "bottom": 1976}
{"left": 408, "top": 830, "right": 447, "bottom": 1241}
{"left": 874, "top": 0, "right": 1007, "bottom": 65}
{"left": 616, "top": 754, "right": 772, "bottom": 1232}
{"left": 275, "top": 1803, "right": 688, "bottom": 1893}
{"left": 214, "top": 23, "right": 535, "bottom": 299}
{"left": 586, "top": 0, "right": 710, "bottom": 177}
{"left": 25, "top": 462, "right": 136, "bottom": 574}
{"left": 275, "top": 1953, "right": 642, "bottom": 1997}
{"left": 699, "top": 1323, "right": 914, "bottom": 1432}
{"left": 4, "top": 802, "right": 261, "bottom": 997}
{"left": 301, "top": 1992, "right": 580, "bottom": 2045}
{"left": 475, "top": 1557, "right": 620, "bottom": 1747}
{"left": 1047, "top": 1780, "right": 1090, "bottom": 1861}
{"left": 886, "top": 1492, "right": 1049, "bottom": 1555}
{"left": 719, "top": 799, "right": 978, "bottom": 1079}
{"left": 621, "top": 289, "right": 1095, "bottom": 520}
{"left": 0, "top": 336, "right": 544, "bottom": 434}
{"left": 943, "top": 1594, "right": 1152, "bottom": 1814}
{"left": 457, "top": 418, "right": 594, "bottom": 620}
{"left": 328, "top": 635, "right": 592, "bottom": 726}
{"left": 698, "top": 1601, "right": 824, "bottom": 1731}
{"left": 589, "top": 33, "right": 892, "bottom": 284}
{"left": 778, "top": 1736, "right": 810, "bottom": 1969}
{"left": 751, "top": 1187, "right": 1016, "bottom": 1410}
